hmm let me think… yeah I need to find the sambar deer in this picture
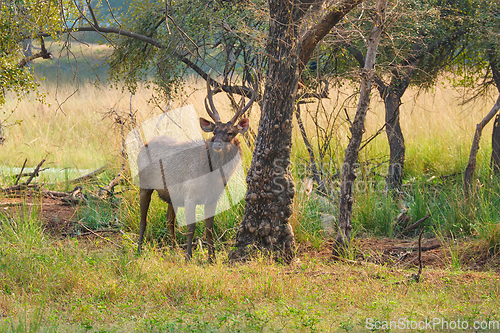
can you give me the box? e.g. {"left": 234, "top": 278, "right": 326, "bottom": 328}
{"left": 137, "top": 72, "right": 254, "bottom": 261}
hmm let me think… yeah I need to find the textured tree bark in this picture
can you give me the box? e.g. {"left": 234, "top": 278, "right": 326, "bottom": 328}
{"left": 488, "top": 47, "right": 500, "bottom": 174}
{"left": 492, "top": 114, "right": 500, "bottom": 174}
{"left": 229, "top": 0, "right": 304, "bottom": 263}
{"left": 464, "top": 94, "right": 500, "bottom": 192}
{"left": 384, "top": 91, "right": 405, "bottom": 191}
{"left": 230, "top": 0, "right": 364, "bottom": 263}
{"left": 333, "top": 0, "right": 387, "bottom": 255}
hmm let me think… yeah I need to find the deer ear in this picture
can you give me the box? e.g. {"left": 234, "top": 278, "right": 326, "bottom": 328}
{"left": 236, "top": 118, "right": 249, "bottom": 134}
{"left": 200, "top": 117, "right": 215, "bottom": 132}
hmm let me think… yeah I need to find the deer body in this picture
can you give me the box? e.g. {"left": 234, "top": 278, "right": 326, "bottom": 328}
{"left": 137, "top": 71, "right": 254, "bottom": 261}
{"left": 137, "top": 136, "right": 242, "bottom": 205}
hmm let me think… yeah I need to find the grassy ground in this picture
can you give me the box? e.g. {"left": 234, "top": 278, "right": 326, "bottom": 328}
{"left": 1, "top": 209, "right": 500, "bottom": 332}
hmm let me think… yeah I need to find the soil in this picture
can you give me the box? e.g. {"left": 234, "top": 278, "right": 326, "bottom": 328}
{"left": 1, "top": 194, "right": 499, "bottom": 272}
{"left": 1, "top": 194, "right": 77, "bottom": 236}
{"left": 299, "top": 236, "right": 500, "bottom": 273}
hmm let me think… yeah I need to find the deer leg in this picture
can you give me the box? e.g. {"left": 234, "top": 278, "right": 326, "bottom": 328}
{"left": 205, "top": 202, "right": 217, "bottom": 263}
{"left": 138, "top": 188, "right": 154, "bottom": 254}
{"left": 167, "top": 204, "right": 176, "bottom": 248}
{"left": 185, "top": 201, "right": 196, "bottom": 261}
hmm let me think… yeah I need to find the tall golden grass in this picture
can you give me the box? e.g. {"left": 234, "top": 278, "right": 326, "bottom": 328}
{"left": 0, "top": 76, "right": 496, "bottom": 177}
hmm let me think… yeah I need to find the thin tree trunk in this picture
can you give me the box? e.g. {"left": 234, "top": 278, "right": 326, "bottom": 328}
{"left": 464, "top": 94, "right": 500, "bottom": 192}
{"left": 487, "top": 46, "right": 500, "bottom": 174}
{"left": 333, "top": 0, "right": 387, "bottom": 255}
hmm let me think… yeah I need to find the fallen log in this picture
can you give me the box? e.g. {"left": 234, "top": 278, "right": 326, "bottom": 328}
{"left": 0, "top": 183, "right": 40, "bottom": 194}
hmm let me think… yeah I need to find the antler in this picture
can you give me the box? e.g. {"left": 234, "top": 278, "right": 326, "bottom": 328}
{"left": 204, "top": 70, "right": 222, "bottom": 123}
{"left": 205, "top": 69, "right": 255, "bottom": 123}
{"left": 229, "top": 86, "right": 255, "bottom": 124}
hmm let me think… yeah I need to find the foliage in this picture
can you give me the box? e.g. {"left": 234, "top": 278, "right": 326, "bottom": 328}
{"left": 0, "top": 0, "right": 79, "bottom": 106}
{"left": 319, "top": 0, "right": 484, "bottom": 90}
{"left": 0, "top": 55, "right": 39, "bottom": 106}
{"left": 106, "top": 0, "right": 268, "bottom": 99}
{"left": 444, "top": 0, "right": 500, "bottom": 91}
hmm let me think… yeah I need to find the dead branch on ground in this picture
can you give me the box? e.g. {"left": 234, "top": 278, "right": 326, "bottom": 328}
{"left": 14, "top": 158, "right": 28, "bottom": 185}
{"left": 68, "top": 219, "right": 123, "bottom": 248}
{"left": 396, "top": 214, "right": 431, "bottom": 237}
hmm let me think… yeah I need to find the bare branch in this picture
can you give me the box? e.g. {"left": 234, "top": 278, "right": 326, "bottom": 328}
{"left": 86, "top": 0, "right": 99, "bottom": 27}
{"left": 17, "top": 37, "right": 51, "bottom": 68}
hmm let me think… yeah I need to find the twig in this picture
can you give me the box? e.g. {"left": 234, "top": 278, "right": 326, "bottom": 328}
{"left": 41, "top": 186, "right": 84, "bottom": 202}
{"left": 119, "top": 229, "right": 137, "bottom": 246}
{"left": 330, "top": 255, "right": 365, "bottom": 265}
{"left": 14, "top": 158, "right": 28, "bottom": 185}
{"left": 13, "top": 168, "right": 49, "bottom": 180}
{"left": 414, "top": 227, "right": 425, "bottom": 282}
{"left": 344, "top": 108, "right": 353, "bottom": 127}
{"left": 101, "top": 160, "right": 126, "bottom": 196}
{"left": 69, "top": 219, "right": 122, "bottom": 248}
{"left": 397, "top": 214, "right": 431, "bottom": 237}
{"left": 42, "top": 165, "right": 108, "bottom": 187}
{"left": 392, "top": 243, "right": 441, "bottom": 253}
{"left": 394, "top": 227, "right": 425, "bottom": 285}
{"left": 23, "top": 159, "right": 46, "bottom": 186}
{"left": 0, "top": 184, "right": 39, "bottom": 193}
{"left": 77, "top": 229, "right": 122, "bottom": 237}
{"left": 295, "top": 102, "right": 326, "bottom": 193}
{"left": 100, "top": 110, "right": 131, "bottom": 197}
{"left": 67, "top": 165, "right": 107, "bottom": 184}
{"left": 359, "top": 123, "right": 387, "bottom": 151}
{"left": 0, "top": 202, "right": 59, "bottom": 208}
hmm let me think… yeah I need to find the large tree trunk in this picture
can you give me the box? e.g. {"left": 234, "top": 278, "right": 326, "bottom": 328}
{"left": 230, "top": 0, "right": 364, "bottom": 263}
{"left": 333, "top": 0, "right": 387, "bottom": 255}
{"left": 229, "top": 1, "right": 304, "bottom": 263}
{"left": 488, "top": 46, "right": 500, "bottom": 174}
{"left": 384, "top": 91, "right": 405, "bottom": 191}
{"left": 492, "top": 114, "right": 500, "bottom": 174}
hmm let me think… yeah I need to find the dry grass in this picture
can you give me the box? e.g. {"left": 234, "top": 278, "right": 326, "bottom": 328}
{"left": 1, "top": 77, "right": 496, "bottom": 174}
{"left": 296, "top": 81, "right": 497, "bottom": 176}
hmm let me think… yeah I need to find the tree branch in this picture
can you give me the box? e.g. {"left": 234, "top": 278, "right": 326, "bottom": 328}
{"left": 487, "top": 45, "right": 500, "bottom": 93}
{"left": 86, "top": 0, "right": 99, "bottom": 27}
{"left": 299, "top": 0, "right": 365, "bottom": 68}
{"left": 18, "top": 37, "right": 51, "bottom": 68}
{"left": 343, "top": 41, "right": 387, "bottom": 91}
{"left": 35, "top": 27, "right": 255, "bottom": 98}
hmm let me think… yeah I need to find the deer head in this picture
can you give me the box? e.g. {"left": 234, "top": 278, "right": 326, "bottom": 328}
{"left": 199, "top": 71, "right": 254, "bottom": 151}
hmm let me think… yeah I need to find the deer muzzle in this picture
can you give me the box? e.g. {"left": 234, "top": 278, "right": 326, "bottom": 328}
{"left": 212, "top": 141, "right": 224, "bottom": 152}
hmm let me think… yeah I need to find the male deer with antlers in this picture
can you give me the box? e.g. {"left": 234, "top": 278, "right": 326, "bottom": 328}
{"left": 136, "top": 72, "right": 254, "bottom": 261}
